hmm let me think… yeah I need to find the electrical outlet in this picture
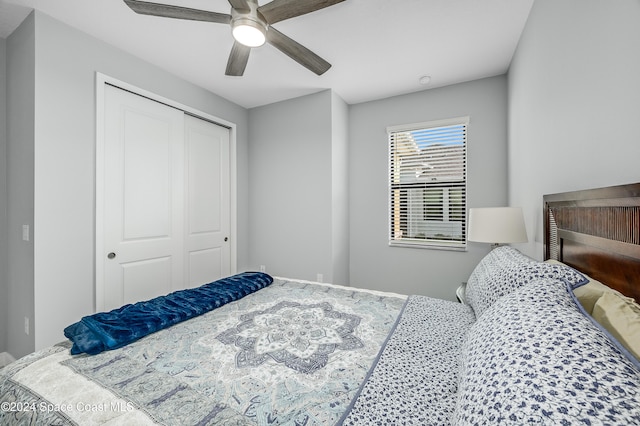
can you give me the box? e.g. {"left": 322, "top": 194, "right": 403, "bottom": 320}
{"left": 24, "top": 317, "right": 30, "bottom": 335}
{"left": 259, "top": 265, "right": 266, "bottom": 272}
{"left": 317, "top": 273, "right": 323, "bottom": 283}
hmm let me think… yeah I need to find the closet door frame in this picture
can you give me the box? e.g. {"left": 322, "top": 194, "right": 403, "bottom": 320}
{"left": 94, "top": 72, "right": 237, "bottom": 312}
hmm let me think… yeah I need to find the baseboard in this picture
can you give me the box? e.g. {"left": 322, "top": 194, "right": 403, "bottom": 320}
{"left": 0, "top": 352, "right": 16, "bottom": 368}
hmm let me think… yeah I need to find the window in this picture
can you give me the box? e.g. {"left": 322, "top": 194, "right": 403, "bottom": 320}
{"left": 388, "top": 117, "right": 468, "bottom": 250}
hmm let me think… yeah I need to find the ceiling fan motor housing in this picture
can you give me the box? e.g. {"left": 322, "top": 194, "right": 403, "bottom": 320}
{"left": 231, "top": 1, "right": 268, "bottom": 47}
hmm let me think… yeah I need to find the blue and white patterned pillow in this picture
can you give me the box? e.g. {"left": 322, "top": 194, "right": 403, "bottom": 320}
{"left": 465, "top": 246, "right": 587, "bottom": 318}
{"left": 464, "top": 246, "right": 535, "bottom": 317}
{"left": 454, "top": 277, "right": 640, "bottom": 425}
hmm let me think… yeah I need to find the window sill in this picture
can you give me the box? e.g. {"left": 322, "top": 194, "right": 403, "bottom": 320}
{"left": 389, "top": 241, "right": 467, "bottom": 252}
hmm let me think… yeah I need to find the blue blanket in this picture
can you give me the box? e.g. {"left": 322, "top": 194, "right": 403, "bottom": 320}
{"left": 64, "top": 272, "right": 273, "bottom": 355}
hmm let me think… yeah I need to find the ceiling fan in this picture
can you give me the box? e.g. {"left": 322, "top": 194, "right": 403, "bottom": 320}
{"left": 123, "top": 0, "right": 346, "bottom": 76}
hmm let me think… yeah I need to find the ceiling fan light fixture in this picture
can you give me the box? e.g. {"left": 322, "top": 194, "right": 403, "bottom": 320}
{"left": 232, "top": 18, "right": 266, "bottom": 47}
{"left": 124, "top": 0, "right": 344, "bottom": 76}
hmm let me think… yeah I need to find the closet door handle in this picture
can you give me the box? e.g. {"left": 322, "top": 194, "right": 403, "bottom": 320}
{"left": 107, "top": 252, "right": 116, "bottom": 259}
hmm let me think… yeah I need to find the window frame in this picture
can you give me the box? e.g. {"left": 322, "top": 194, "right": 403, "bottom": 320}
{"left": 387, "top": 116, "right": 469, "bottom": 251}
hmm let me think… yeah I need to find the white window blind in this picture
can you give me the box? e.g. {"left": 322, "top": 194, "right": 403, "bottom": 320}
{"left": 388, "top": 117, "right": 468, "bottom": 249}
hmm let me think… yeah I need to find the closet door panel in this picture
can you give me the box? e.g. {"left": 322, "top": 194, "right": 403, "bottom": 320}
{"left": 184, "top": 114, "right": 231, "bottom": 289}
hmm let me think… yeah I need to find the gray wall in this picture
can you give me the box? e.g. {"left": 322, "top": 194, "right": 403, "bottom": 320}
{"left": 349, "top": 76, "right": 509, "bottom": 300}
{"left": 6, "top": 14, "right": 35, "bottom": 359}
{"left": 508, "top": 0, "right": 640, "bottom": 259}
{"left": 0, "top": 37, "right": 8, "bottom": 354}
{"left": 6, "top": 11, "right": 250, "bottom": 358}
{"left": 249, "top": 90, "right": 350, "bottom": 284}
{"left": 330, "top": 92, "right": 350, "bottom": 285}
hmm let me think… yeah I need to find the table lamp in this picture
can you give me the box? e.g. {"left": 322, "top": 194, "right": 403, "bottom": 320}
{"left": 468, "top": 207, "right": 528, "bottom": 249}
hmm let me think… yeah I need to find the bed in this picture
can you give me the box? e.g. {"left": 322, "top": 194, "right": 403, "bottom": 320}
{"left": 1, "top": 183, "right": 640, "bottom": 425}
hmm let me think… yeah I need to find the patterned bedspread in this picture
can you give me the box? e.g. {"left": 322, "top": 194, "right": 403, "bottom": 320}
{"left": 0, "top": 278, "right": 408, "bottom": 425}
{"left": 341, "top": 296, "right": 475, "bottom": 425}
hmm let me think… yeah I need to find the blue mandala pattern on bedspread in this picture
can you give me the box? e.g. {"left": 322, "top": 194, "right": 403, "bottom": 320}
{"left": 217, "top": 301, "right": 364, "bottom": 374}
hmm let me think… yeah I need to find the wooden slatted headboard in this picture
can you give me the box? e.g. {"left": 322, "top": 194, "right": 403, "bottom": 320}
{"left": 544, "top": 183, "right": 640, "bottom": 302}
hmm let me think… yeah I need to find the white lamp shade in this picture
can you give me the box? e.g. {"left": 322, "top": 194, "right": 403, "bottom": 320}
{"left": 468, "top": 207, "right": 528, "bottom": 244}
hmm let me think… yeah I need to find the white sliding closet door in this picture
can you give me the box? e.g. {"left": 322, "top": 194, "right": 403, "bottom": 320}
{"left": 184, "top": 114, "right": 231, "bottom": 289}
{"left": 99, "top": 85, "right": 230, "bottom": 311}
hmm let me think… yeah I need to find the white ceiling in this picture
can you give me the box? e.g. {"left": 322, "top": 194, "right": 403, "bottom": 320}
{"left": 0, "top": 0, "right": 534, "bottom": 109}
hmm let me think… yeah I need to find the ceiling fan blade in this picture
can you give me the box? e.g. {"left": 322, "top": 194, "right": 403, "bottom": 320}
{"left": 258, "top": 0, "right": 346, "bottom": 24}
{"left": 225, "top": 42, "right": 251, "bottom": 76}
{"left": 227, "top": 0, "right": 251, "bottom": 13}
{"left": 266, "top": 27, "right": 331, "bottom": 75}
{"left": 124, "top": 0, "right": 231, "bottom": 24}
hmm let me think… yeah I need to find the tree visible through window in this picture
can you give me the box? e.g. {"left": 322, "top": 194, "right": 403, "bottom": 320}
{"left": 388, "top": 117, "right": 468, "bottom": 249}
